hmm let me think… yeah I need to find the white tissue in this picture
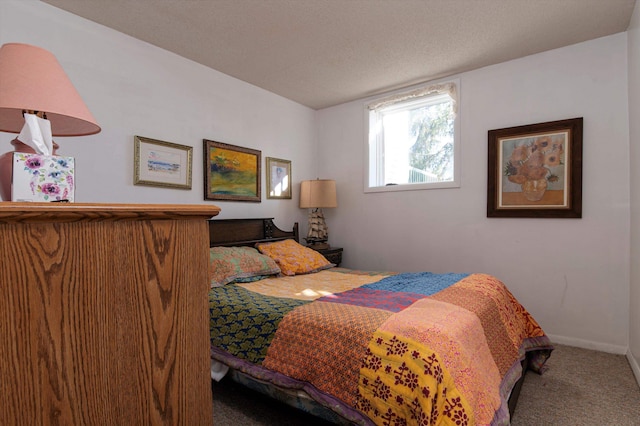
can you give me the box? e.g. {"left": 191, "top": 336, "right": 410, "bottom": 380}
{"left": 17, "top": 113, "right": 53, "bottom": 156}
{"left": 210, "top": 359, "right": 230, "bottom": 381}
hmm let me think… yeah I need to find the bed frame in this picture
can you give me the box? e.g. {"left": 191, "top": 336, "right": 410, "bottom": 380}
{"left": 209, "top": 217, "right": 298, "bottom": 247}
{"left": 208, "top": 217, "right": 530, "bottom": 423}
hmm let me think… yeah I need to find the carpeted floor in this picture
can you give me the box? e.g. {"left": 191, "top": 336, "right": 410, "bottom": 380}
{"left": 212, "top": 344, "right": 640, "bottom": 425}
{"left": 511, "top": 345, "right": 640, "bottom": 425}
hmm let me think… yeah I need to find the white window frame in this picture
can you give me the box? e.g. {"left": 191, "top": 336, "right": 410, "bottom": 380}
{"left": 364, "top": 79, "right": 461, "bottom": 193}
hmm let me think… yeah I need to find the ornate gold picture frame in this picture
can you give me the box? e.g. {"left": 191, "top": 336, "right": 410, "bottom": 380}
{"left": 266, "top": 157, "right": 291, "bottom": 199}
{"left": 134, "top": 135, "right": 193, "bottom": 189}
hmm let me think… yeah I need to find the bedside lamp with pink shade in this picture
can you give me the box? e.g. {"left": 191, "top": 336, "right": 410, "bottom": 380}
{"left": 0, "top": 42, "right": 101, "bottom": 201}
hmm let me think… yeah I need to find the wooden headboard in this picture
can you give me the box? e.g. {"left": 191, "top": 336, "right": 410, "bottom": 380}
{"left": 208, "top": 218, "right": 299, "bottom": 247}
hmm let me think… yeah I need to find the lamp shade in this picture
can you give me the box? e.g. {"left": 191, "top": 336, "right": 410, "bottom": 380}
{"left": 300, "top": 179, "right": 337, "bottom": 209}
{"left": 0, "top": 43, "right": 100, "bottom": 136}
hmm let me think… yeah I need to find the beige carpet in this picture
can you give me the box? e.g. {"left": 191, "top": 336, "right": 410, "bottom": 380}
{"left": 512, "top": 344, "right": 640, "bottom": 425}
{"left": 212, "top": 344, "right": 640, "bottom": 425}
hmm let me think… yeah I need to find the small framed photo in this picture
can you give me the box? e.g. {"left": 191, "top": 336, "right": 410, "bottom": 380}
{"left": 487, "top": 117, "right": 583, "bottom": 218}
{"left": 203, "top": 139, "right": 261, "bottom": 202}
{"left": 266, "top": 157, "right": 291, "bottom": 199}
{"left": 134, "top": 136, "right": 193, "bottom": 189}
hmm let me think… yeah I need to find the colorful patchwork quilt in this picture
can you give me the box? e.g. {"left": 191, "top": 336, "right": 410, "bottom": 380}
{"left": 209, "top": 268, "right": 552, "bottom": 425}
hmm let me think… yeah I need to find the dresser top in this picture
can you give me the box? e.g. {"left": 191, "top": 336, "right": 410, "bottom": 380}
{"left": 0, "top": 202, "right": 221, "bottom": 223}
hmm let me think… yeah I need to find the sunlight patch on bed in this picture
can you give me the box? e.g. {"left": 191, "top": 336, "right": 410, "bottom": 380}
{"left": 237, "top": 270, "right": 386, "bottom": 300}
{"left": 298, "top": 288, "right": 334, "bottom": 297}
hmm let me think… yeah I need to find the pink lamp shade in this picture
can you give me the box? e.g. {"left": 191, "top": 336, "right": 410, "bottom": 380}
{"left": 0, "top": 43, "right": 101, "bottom": 201}
{"left": 0, "top": 42, "right": 100, "bottom": 136}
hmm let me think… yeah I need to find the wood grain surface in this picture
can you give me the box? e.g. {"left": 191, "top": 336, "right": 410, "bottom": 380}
{"left": 0, "top": 203, "right": 219, "bottom": 425}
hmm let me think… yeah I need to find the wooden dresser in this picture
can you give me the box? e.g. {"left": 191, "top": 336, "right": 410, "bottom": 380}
{"left": 0, "top": 203, "right": 220, "bottom": 425}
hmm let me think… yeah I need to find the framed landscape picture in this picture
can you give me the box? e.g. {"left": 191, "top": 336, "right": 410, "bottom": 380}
{"left": 487, "top": 117, "right": 583, "bottom": 218}
{"left": 134, "top": 135, "right": 192, "bottom": 189}
{"left": 203, "top": 139, "right": 261, "bottom": 202}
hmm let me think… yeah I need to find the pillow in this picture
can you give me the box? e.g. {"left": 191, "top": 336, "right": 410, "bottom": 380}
{"left": 209, "top": 246, "right": 281, "bottom": 287}
{"left": 255, "top": 239, "right": 334, "bottom": 276}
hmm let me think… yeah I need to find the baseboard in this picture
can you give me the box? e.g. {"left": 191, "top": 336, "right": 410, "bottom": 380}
{"left": 627, "top": 350, "right": 640, "bottom": 388}
{"left": 546, "top": 334, "right": 628, "bottom": 355}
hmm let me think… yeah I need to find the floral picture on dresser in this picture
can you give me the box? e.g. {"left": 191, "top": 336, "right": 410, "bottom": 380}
{"left": 487, "top": 117, "right": 583, "bottom": 218}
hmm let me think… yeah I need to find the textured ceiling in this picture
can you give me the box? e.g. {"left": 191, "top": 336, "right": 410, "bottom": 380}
{"left": 42, "top": 0, "right": 636, "bottom": 110}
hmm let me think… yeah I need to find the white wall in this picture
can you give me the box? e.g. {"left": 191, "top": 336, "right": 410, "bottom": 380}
{"left": 317, "top": 34, "right": 631, "bottom": 353}
{"left": 0, "top": 0, "right": 315, "bottom": 230}
{"left": 627, "top": 0, "right": 640, "bottom": 383}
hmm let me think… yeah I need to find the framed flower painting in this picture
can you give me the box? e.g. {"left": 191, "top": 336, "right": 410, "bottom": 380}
{"left": 487, "top": 117, "right": 583, "bottom": 218}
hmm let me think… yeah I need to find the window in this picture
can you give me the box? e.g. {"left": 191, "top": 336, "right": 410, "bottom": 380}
{"left": 365, "top": 80, "right": 460, "bottom": 192}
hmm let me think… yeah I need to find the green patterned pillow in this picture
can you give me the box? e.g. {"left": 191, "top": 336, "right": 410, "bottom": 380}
{"left": 209, "top": 246, "right": 281, "bottom": 287}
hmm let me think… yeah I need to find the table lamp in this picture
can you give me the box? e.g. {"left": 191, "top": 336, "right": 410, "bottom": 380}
{"left": 299, "top": 179, "right": 337, "bottom": 249}
{"left": 0, "top": 42, "right": 101, "bottom": 201}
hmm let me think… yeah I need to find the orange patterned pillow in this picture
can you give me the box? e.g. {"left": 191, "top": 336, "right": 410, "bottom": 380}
{"left": 255, "top": 239, "right": 334, "bottom": 276}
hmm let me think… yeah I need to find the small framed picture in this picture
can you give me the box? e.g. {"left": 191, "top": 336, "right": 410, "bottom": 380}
{"left": 487, "top": 117, "right": 583, "bottom": 218}
{"left": 266, "top": 157, "right": 291, "bottom": 199}
{"left": 203, "top": 139, "right": 261, "bottom": 202}
{"left": 134, "top": 136, "right": 193, "bottom": 189}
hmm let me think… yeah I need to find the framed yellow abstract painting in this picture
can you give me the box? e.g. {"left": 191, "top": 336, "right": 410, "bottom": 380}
{"left": 203, "top": 139, "right": 261, "bottom": 202}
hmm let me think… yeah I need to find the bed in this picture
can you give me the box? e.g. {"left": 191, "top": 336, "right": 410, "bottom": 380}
{"left": 208, "top": 218, "right": 553, "bottom": 425}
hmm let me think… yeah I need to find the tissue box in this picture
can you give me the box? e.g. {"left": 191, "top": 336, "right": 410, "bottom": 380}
{"left": 11, "top": 153, "right": 75, "bottom": 202}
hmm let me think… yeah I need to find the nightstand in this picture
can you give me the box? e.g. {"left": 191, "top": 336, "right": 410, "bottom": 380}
{"left": 312, "top": 246, "right": 343, "bottom": 266}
